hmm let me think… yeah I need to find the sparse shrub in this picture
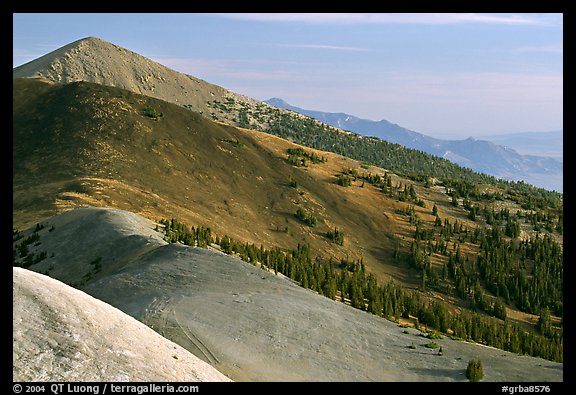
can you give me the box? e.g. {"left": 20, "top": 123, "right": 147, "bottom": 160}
{"left": 34, "top": 251, "right": 47, "bottom": 265}
{"left": 23, "top": 254, "right": 34, "bottom": 268}
{"left": 143, "top": 106, "right": 163, "bottom": 120}
{"left": 295, "top": 208, "right": 317, "bottom": 227}
{"left": 13, "top": 229, "right": 23, "bottom": 243}
{"left": 287, "top": 148, "right": 307, "bottom": 156}
{"left": 64, "top": 181, "right": 90, "bottom": 194}
{"left": 230, "top": 139, "right": 245, "bottom": 148}
{"left": 17, "top": 242, "right": 29, "bottom": 259}
{"left": 287, "top": 155, "right": 307, "bottom": 167}
{"left": 286, "top": 148, "right": 313, "bottom": 167}
{"left": 88, "top": 257, "right": 103, "bottom": 274}
{"left": 451, "top": 194, "right": 459, "bottom": 206}
{"left": 326, "top": 227, "right": 345, "bottom": 245}
{"left": 424, "top": 342, "right": 439, "bottom": 349}
{"left": 309, "top": 153, "right": 326, "bottom": 164}
{"left": 336, "top": 175, "right": 352, "bottom": 187}
{"left": 466, "top": 359, "right": 484, "bottom": 382}
{"left": 426, "top": 331, "right": 443, "bottom": 340}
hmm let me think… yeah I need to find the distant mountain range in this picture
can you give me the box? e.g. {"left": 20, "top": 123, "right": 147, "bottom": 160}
{"left": 482, "top": 131, "right": 563, "bottom": 161}
{"left": 265, "top": 98, "right": 563, "bottom": 192}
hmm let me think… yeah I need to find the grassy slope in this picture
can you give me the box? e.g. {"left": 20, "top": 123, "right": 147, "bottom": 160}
{"left": 13, "top": 78, "right": 556, "bottom": 329}
{"left": 14, "top": 78, "right": 406, "bottom": 283}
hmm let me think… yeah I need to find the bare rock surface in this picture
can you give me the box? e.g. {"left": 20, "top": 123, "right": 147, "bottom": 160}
{"left": 85, "top": 245, "right": 563, "bottom": 382}
{"left": 18, "top": 207, "right": 562, "bottom": 382}
{"left": 13, "top": 267, "right": 232, "bottom": 382}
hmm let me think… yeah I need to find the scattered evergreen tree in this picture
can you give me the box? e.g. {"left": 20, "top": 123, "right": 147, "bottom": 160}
{"left": 537, "top": 308, "right": 552, "bottom": 337}
{"left": 451, "top": 194, "right": 459, "bottom": 207}
{"left": 143, "top": 106, "right": 163, "bottom": 120}
{"left": 157, "top": 215, "right": 563, "bottom": 363}
{"left": 295, "top": 208, "right": 318, "bottom": 227}
{"left": 288, "top": 176, "right": 298, "bottom": 188}
{"left": 336, "top": 175, "right": 352, "bottom": 187}
{"left": 466, "top": 359, "right": 484, "bottom": 382}
{"left": 505, "top": 217, "right": 521, "bottom": 238}
{"left": 326, "top": 227, "right": 345, "bottom": 245}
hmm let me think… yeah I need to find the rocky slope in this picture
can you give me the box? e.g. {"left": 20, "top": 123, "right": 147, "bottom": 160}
{"left": 13, "top": 266, "right": 232, "bottom": 382}
{"left": 12, "top": 36, "right": 261, "bottom": 126}
{"left": 14, "top": 207, "right": 563, "bottom": 382}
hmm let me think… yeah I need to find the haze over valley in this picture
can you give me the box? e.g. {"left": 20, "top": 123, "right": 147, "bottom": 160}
{"left": 265, "top": 98, "right": 563, "bottom": 192}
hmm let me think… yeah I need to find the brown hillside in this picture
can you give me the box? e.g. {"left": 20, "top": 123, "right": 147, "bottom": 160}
{"left": 13, "top": 37, "right": 563, "bottom": 366}
{"left": 12, "top": 36, "right": 339, "bottom": 135}
{"left": 12, "top": 36, "right": 263, "bottom": 127}
{"left": 13, "top": 76, "right": 563, "bottom": 336}
{"left": 13, "top": 77, "right": 454, "bottom": 287}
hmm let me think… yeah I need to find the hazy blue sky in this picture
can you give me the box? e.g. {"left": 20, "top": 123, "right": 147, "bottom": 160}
{"left": 13, "top": 13, "right": 563, "bottom": 138}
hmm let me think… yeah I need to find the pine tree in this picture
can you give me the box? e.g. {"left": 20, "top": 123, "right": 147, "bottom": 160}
{"left": 451, "top": 194, "right": 459, "bottom": 207}
{"left": 493, "top": 299, "right": 507, "bottom": 321}
{"left": 537, "top": 308, "right": 552, "bottom": 337}
{"left": 466, "top": 359, "right": 484, "bottom": 382}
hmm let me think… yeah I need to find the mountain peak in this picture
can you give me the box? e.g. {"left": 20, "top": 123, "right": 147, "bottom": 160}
{"left": 266, "top": 98, "right": 290, "bottom": 106}
{"left": 13, "top": 37, "right": 261, "bottom": 125}
{"left": 265, "top": 97, "right": 302, "bottom": 113}
{"left": 71, "top": 36, "right": 116, "bottom": 48}
{"left": 79, "top": 35, "right": 106, "bottom": 42}
{"left": 13, "top": 36, "right": 129, "bottom": 83}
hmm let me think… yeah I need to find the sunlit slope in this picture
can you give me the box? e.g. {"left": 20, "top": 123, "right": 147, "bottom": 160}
{"left": 13, "top": 266, "right": 232, "bottom": 382}
{"left": 13, "top": 77, "right": 427, "bottom": 285}
{"left": 12, "top": 36, "right": 260, "bottom": 124}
